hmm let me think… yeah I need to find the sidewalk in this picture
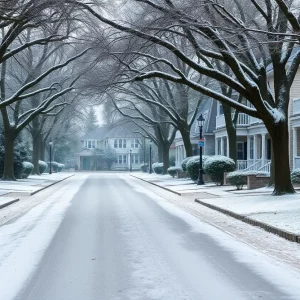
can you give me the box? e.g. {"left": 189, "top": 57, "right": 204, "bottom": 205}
{"left": 132, "top": 172, "right": 300, "bottom": 243}
{"left": 0, "top": 173, "right": 74, "bottom": 209}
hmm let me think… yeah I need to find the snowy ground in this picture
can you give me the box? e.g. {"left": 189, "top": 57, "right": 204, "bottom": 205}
{"left": 132, "top": 172, "right": 300, "bottom": 235}
{"left": 0, "top": 172, "right": 73, "bottom": 194}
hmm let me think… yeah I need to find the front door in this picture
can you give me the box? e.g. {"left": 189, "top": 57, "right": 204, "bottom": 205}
{"left": 82, "top": 157, "right": 91, "bottom": 170}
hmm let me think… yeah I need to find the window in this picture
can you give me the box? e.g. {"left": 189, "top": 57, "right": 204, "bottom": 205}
{"left": 118, "top": 155, "right": 122, "bottom": 164}
{"left": 237, "top": 142, "right": 244, "bottom": 160}
{"left": 88, "top": 141, "right": 92, "bottom": 149}
{"left": 123, "top": 139, "right": 126, "bottom": 148}
{"left": 135, "top": 139, "right": 139, "bottom": 148}
{"left": 92, "top": 140, "right": 95, "bottom": 149}
{"left": 114, "top": 139, "right": 118, "bottom": 148}
{"left": 131, "top": 139, "right": 134, "bottom": 148}
{"left": 217, "top": 139, "right": 221, "bottom": 155}
{"left": 134, "top": 155, "right": 139, "bottom": 164}
{"left": 123, "top": 155, "right": 127, "bottom": 164}
{"left": 119, "top": 139, "right": 122, "bottom": 148}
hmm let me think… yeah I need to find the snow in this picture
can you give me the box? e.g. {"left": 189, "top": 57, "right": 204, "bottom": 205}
{"left": 131, "top": 172, "right": 300, "bottom": 234}
{"left": 0, "top": 175, "right": 88, "bottom": 300}
{"left": 124, "top": 176, "right": 300, "bottom": 299}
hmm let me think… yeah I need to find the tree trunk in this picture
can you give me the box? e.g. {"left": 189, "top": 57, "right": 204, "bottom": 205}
{"left": 162, "top": 143, "right": 170, "bottom": 174}
{"left": 268, "top": 122, "right": 295, "bottom": 195}
{"left": 180, "top": 127, "right": 193, "bottom": 157}
{"left": 31, "top": 134, "right": 41, "bottom": 175}
{"left": 158, "top": 144, "right": 163, "bottom": 162}
{"left": 2, "top": 133, "right": 16, "bottom": 181}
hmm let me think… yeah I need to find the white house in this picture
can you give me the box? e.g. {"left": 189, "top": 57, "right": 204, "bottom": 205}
{"left": 76, "top": 126, "right": 142, "bottom": 171}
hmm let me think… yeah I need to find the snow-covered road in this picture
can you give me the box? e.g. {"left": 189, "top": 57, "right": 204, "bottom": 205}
{"left": 0, "top": 174, "right": 300, "bottom": 300}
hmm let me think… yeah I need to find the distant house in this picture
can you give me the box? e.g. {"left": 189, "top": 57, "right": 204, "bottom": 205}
{"left": 76, "top": 126, "right": 142, "bottom": 171}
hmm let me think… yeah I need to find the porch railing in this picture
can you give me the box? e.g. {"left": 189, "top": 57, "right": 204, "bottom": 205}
{"left": 237, "top": 160, "right": 247, "bottom": 170}
{"left": 243, "top": 160, "right": 262, "bottom": 172}
{"left": 216, "top": 113, "right": 250, "bottom": 129}
{"left": 257, "top": 161, "right": 271, "bottom": 174}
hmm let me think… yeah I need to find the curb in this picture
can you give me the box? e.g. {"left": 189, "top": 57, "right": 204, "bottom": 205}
{"left": 0, "top": 198, "right": 19, "bottom": 209}
{"left": 30, "top": 174, "right": 75, "bottom": 195}
{"left": 195, "top": 199, "right": 300, "bottom": 243}
{"left": 130, "top": 175, "right": 182, "bottom": 196}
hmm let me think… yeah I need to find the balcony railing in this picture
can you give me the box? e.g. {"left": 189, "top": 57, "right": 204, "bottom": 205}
{"left": 216, "top": 113, "right": 250, "bottom": 129}
{"left": 293, "top": 98, "right": 300, "bottom": 115}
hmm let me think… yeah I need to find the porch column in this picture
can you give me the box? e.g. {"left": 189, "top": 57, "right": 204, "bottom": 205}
{"left": 293, "top": 128, "right": 297, "bottom": 170}
{"left": 247, "top": 136, "right": 251, "bottom": 162}
{"left": 261, "top": 133, "right": 266, "bottom": 166}
{"left": 215, "top": 138, "right": 218, "bottom": 155}
{"left": 221, "top": 137, "right": 224, "bottom": 156}
{"left": 253, "top": 134, "right": 257, "bottom": 161}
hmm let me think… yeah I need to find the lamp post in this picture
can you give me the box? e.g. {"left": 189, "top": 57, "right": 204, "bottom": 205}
{"left": 129, "top": 149, "right": 132, "bottom": 172}
{"left": 149, "top": 140, "right": 153, "bottom": 174}
{"left": 49, "top": 139, "right": 53, "bottom": 174}
{"left": 197, "top": 114, "right": 205, "bottom": 185}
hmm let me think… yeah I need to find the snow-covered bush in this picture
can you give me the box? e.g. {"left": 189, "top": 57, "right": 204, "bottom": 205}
{"left": 227, "top": 170, "right": 270, "bottom": 189}
{"left": 186, "top": 155, "right": 209, "bottom": 181}
{"left": 204, "top": 155, "right": 235, "bottom": 185}
{"left": 291, "top": 169, "right": 300, "bottom": 184}
{"left": 50, "top": 161, "right": 59, "bottom": 172}
{"left": 152, "top": 162, "right": 163, "bottom": 174}
{"left": 22, "top": 162, "right": 33, "bottom": 178}
{"left": 181, "top": 157, "right": 191, "bottom": 172}
{"left": 39, "top": 160, "right": 48, "bottom": 174}
{"left": 140, "top": 163, "right": 148, "bottom": 172}
{"left": 226, "top": 171, "right": 247, "bottom": 190}
{"left": 57, "top": 163, "right": 65, "bottom": 172}
{"left": 167, "top": 166, "right": 182, "bottom": 178}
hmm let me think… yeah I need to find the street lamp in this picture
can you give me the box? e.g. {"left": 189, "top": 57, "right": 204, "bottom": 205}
{"left": 129, "top": 149, "right": 132, "bottom": 172}
{"left": 197, "top": 114, "right": 205, "bottom": 185}
{"left": 49, "top": 139, "right": 53, "bottom": 174}
{"left": 149, "top": 140, "right": 153, "bottom": 174}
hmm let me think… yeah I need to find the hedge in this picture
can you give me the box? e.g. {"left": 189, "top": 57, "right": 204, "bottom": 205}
{"left": 186, "top": 155, "right": 209, "bottom": 181}
{"left": 39, "top": 160, "right": 48, "bottom": 174}
{"left": 167, "top": 166, "right": 182, "bottom": 178}
{"left": 203, "top": 155, "right": 235, "bottom": 185}
{"left": 181, "top": 157, "right": 191, "bottom": 172}
{"left": 152, "top": 162, "right": 163, "bottom": 174}
{"left": 226, "top": 171, "right": 269, "bottom": 189}
{"left": 22, "top": 162, "right": 34, "bottom": 178}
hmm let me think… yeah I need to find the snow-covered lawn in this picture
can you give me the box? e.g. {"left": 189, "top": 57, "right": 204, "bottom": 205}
{"left": 0, "top": 173, "right": 74, "bottom": 193}
{"left": 132, "top": 172, "right": 300, "bottom": 235}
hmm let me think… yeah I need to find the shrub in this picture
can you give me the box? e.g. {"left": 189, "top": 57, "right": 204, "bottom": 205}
{"left": 169, "top": 155, "right": 176, "bottom": 167}
{"left": 57, "top": 163, "right": 65, "bottom": 172}
{"left": 291, "top": 169, "right": 300, "bottom": 184}
{"left": 39, "top": 160, "right": 48, "bottom": 174}
{"left": 49, "top": 161, "right": 59, "bottom": 172}
{"left": 226, "top": 171, "right": 247, "bottom": 190}
{"left": 140, "top": 163, "right": 148, "bottom": 172}
{"left": 204, "top": 155, "right": 235, "bottom": 185}
{"left": 181, "top": 157, "right": 191, "bottom": 172}
{"left": 167, "top": 166, "right": 182, "bottom": 178}
{"left": 152, "top": 162, "right": 163, "bottom": 174}
{"left": 22, "top": 162, "right": 34, "bottom": 178}
{"left": 227, "top": 171, "right": 270, "bottom": 189}
{"left": 186, "top": 155, "right": 209, "bottom": 181}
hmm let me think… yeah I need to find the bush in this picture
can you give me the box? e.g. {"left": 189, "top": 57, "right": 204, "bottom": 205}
{"left": 167, "top": 166, "right": 182, "bottom": 178}
{"left": 291, "top": 169, "right": 300, "bottom": 184}
{"left": 57, "top": 163, "right": 65, "bottom": 172}
{"left": 186, "top": 155, "right": 209, "bottom": 181}
{"left": 152, "top": 162, "right": 163, "bottom": 174}
{"left": 227, "top": 171, "right": 270, "bottom": 189}
{"left": 169, "top": 155, "right": 176, "bottom": 167}
{"left": 48, "top": 161, "right": 59, "bottom": 172}
{"left": 204, "top": 155, "right": 235, "bottom": 185}
{"left": 22, "top": 162, "right": 34, "bottom": 178}
{"left": 226, "top": 171, "right": 247, "bottom": 190}
{"left": 181, "top": 157, "right": 191, "bottom": 172}
{"left": 39, "top": 160, "right": 48, "bottom": 174}
{"left": 140, "top": 163, "right": 148, "bottom": 172}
